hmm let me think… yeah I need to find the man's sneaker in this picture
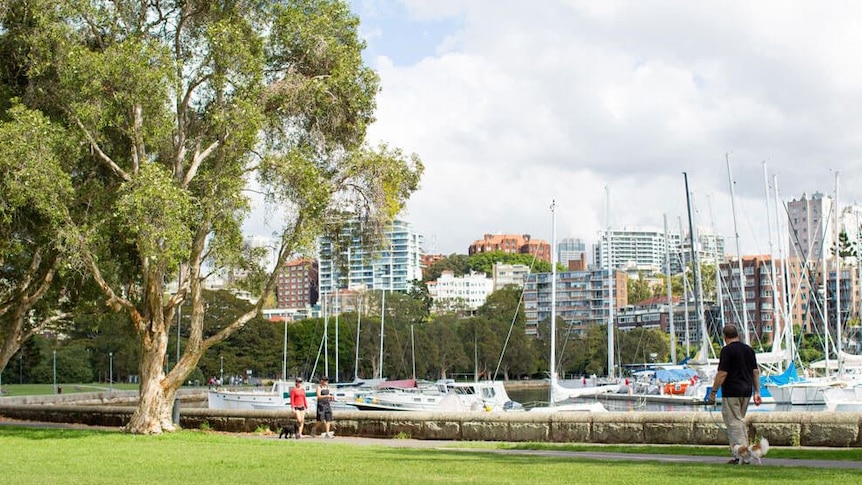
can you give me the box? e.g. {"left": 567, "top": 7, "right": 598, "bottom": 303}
{"left": 327, "top": 431, "right": 335, "bottom": 438}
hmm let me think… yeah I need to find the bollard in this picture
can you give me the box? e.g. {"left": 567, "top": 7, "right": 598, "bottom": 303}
{"left": 172, "top": 396, "right": 180, "bottom": 426}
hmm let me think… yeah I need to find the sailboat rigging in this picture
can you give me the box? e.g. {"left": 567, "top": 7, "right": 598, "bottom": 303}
{"left": 531, "top": 201, "right": 610, "bottom": 412}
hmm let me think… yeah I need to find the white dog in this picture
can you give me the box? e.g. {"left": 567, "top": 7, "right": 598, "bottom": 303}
{"left": 732, "top": 437, "right": 770, "bottom": 465}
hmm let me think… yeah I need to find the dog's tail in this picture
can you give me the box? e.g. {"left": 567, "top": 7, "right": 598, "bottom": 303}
{"left": 758, "top": 437, "right": 769, "bottom": 457}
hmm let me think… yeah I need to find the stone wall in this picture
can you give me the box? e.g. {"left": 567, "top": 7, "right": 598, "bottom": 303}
{"left": 1, "top": 403, "right": 860, "bottom": 446}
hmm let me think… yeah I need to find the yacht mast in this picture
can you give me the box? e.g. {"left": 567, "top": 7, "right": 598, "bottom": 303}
{"left": 378, "top": 264, "right": 386, "bottom": 381}
{"left": 605, "top": 187, "right": 615, "bottom": 379}
{"left": 549, "top": 200, "right": 558, "bottom": 404}
{"left": 678, "top": 216, "right": 692, "bottom": 357}
{"left": 707, "top": 195, "right": 725, "bottom": 330}
{"left": 684, "top": 172, "right": 709, "bottom": 359}
{"left": 763, "top": 162, "right": 782, "bottom": 367}
{"left": 664, "top": 213, "right": 676, "bottom": 364}
{"left": 835, "top": 171, "right": 843, "bottom": 373}
{"left": 773, "top": 175, "right": 795, "bottom": 364}
{"left": 726, "top": 155, "right": 750, "bottom": 344}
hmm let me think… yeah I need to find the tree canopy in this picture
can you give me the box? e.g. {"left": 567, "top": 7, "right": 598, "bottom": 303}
{"left": 0, "top": 0, "right": 422, "bottom": 434}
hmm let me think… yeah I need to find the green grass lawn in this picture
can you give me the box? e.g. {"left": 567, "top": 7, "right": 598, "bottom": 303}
{"left": 0, "top": 382, "right": 145, "bottom": 396}
{"left": 1, "top": 426, "right": 861, "bottom": 485}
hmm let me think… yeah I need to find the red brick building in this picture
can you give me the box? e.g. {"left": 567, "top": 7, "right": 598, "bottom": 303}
{"left": 276, "top": 258, "right": 318, "bottom": 309}
{"left": 468, "top": 234, "right": 551, "bottom": 262}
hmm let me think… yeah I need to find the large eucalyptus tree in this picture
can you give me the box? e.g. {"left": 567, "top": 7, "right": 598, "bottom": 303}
{"left": 0, "top": 0, "right": 422, "bottom": 433}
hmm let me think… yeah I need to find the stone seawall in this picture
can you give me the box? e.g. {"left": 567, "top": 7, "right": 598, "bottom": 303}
{"left": 1, "top": 403, "right": 860, "bottom": 446}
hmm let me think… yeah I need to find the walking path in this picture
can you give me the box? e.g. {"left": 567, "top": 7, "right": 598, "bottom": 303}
{"left": 327, "top": 436, "right": 862, "bottom": 470}
{"left": 2, "top": 418, "right": 861, "bottom": 470}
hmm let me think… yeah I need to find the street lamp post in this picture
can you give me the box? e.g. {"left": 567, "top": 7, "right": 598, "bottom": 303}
{"left": 52, "top": 350, "right": 57, "bottom": 394}
{"left": 220, "top": 355, "right": 224, "bottom": 384}
{"left": 109, "top": 352, "right": 113, "bottom": 390}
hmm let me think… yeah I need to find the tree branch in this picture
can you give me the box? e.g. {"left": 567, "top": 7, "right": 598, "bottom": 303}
{"left": 183, "top": 138, "right": 221, "bottom": 187}
{"left": 73, "top": 117, "right": 131, "bottom": 182}
{"left": 202, "top": 214, "right": 307, "bottom": 350}
{"left": 21, "top": 312, "right": 73, "bottom": 343}
{"left": 131, "top": 104, "right": 144, "bottom": 174}
{"left": 73, "top": 229, "right": 142, "bottom": 329}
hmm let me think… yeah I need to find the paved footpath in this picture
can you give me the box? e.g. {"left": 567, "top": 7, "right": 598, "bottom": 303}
{"left": 3, "top": 419, "right": 861, "bottom": 470}
{"left": 321, "top": 436, "right": 862, "bottom": 470}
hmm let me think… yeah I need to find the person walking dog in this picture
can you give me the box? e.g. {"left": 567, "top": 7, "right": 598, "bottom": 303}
{"left": 290, "top": 377, "right": 308, "bottom": 438}
{"left": 708, "top": 324, "right": 762, "bottom": 464}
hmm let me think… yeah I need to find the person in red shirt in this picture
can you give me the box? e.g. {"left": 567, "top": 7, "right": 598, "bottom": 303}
{"left": 289, "top": 377, "right": 308, "bottom": 438}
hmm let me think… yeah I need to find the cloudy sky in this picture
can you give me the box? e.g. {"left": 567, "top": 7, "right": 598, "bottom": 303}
{"left": 254, "top": 1, "right": 862, "bottom": 258}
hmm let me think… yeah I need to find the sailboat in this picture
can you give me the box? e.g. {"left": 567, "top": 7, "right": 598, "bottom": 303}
{"left": 530, "top": 201, "right": 607, "bottom": 413}
{"left": 583, "top": 176, "right": 718, "bottom": 406}
{"left": 764, "top": 171, "right": 862, "bottom": 405}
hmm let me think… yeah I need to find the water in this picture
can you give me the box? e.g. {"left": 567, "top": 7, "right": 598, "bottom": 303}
{"left": 507, "top": 386, "right": 826, "bottom": 413}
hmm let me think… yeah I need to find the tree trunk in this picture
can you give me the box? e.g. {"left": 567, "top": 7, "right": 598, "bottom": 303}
{"left": 0, "top": 306, "right": 26, "bottom": 373}
{"left": 124, "top": 328, "right": 175, "bottom": 434}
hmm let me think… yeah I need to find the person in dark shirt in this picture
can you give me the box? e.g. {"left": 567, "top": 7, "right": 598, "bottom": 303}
{"left": 315, "top": 376, "right": 335, "bottom": 438}
{"left": 708, "top": 325, "right": 762, "bottom": 464}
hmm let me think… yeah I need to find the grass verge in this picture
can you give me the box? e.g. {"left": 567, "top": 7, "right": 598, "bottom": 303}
{"left": 501, "top": 442, "right": 862, "bottom": 461}
{"left": 0, "top": 426, "right": 860, "bottom": 485}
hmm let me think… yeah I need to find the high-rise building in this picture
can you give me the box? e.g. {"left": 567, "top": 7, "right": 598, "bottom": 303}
{"left": 318, "top": 218, "right": 424, "bottom": 295}
{"left": 785, "top": 192, "right": 838, "bottom": 335}
{"left": 594, "top": 227, "right": 682, "bottom": 275}
{"left": 787, "top": 192, "right": 834, "bottom": 262}
{"left": 558, "top": 237, "right": 587, "bottom": 268}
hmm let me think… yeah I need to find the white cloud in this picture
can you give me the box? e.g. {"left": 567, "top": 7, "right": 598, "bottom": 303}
{"left": 348, "top": 0, "right": 862, "bottom": 258}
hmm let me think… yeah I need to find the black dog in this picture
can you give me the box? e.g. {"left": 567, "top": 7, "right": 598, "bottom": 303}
{"left": 277, "top": 422, "right": 298, "bottom": 439}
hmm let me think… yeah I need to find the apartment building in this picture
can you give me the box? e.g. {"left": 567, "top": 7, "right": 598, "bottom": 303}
{"left": 318, "top": 218, "right": 424, "bottom": 295}
{"left": 679, "top": 227, "right": 726, "bottom": 268}
{"left": 492, "top": 262, "right": 531, "bottom": 290}
{"left": 468, "top": 233, "right": 551, "bottom": 262}
{"left": 594, "top": 227, "right": 683, "bottom": 275}
{"left": 719, "top": 255, "right": 782, "bottom": 345}
{"left": 275, "top": 258, "right": 319, "bottom": 309}
{"left": 427, "top": 270, "right": 494, "bottom": 313}
{"left": 522, "top": 269, "right": 627, "bottom": 337}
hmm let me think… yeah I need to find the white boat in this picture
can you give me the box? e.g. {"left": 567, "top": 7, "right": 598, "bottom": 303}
{"left": 352, "top": 379, "right": 524, "bottom": 412}
{"left": 822, "top": 385, "right": 862, "bottom": 412}
{"left": 551, "top": 378, "right": 619, "bottom": 400}
{"left": 528, "top": 401, "right": 607, "bottom": 413}
{"left": 209, "top": 380, "right": 298, "bottom": 410}
{"left": 208, "top": 378, "right": 374, "bottom": 411}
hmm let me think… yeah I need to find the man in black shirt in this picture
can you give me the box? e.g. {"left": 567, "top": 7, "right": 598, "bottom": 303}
{"left": 708, "top": 325, "right": 762, "bottom": 464}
